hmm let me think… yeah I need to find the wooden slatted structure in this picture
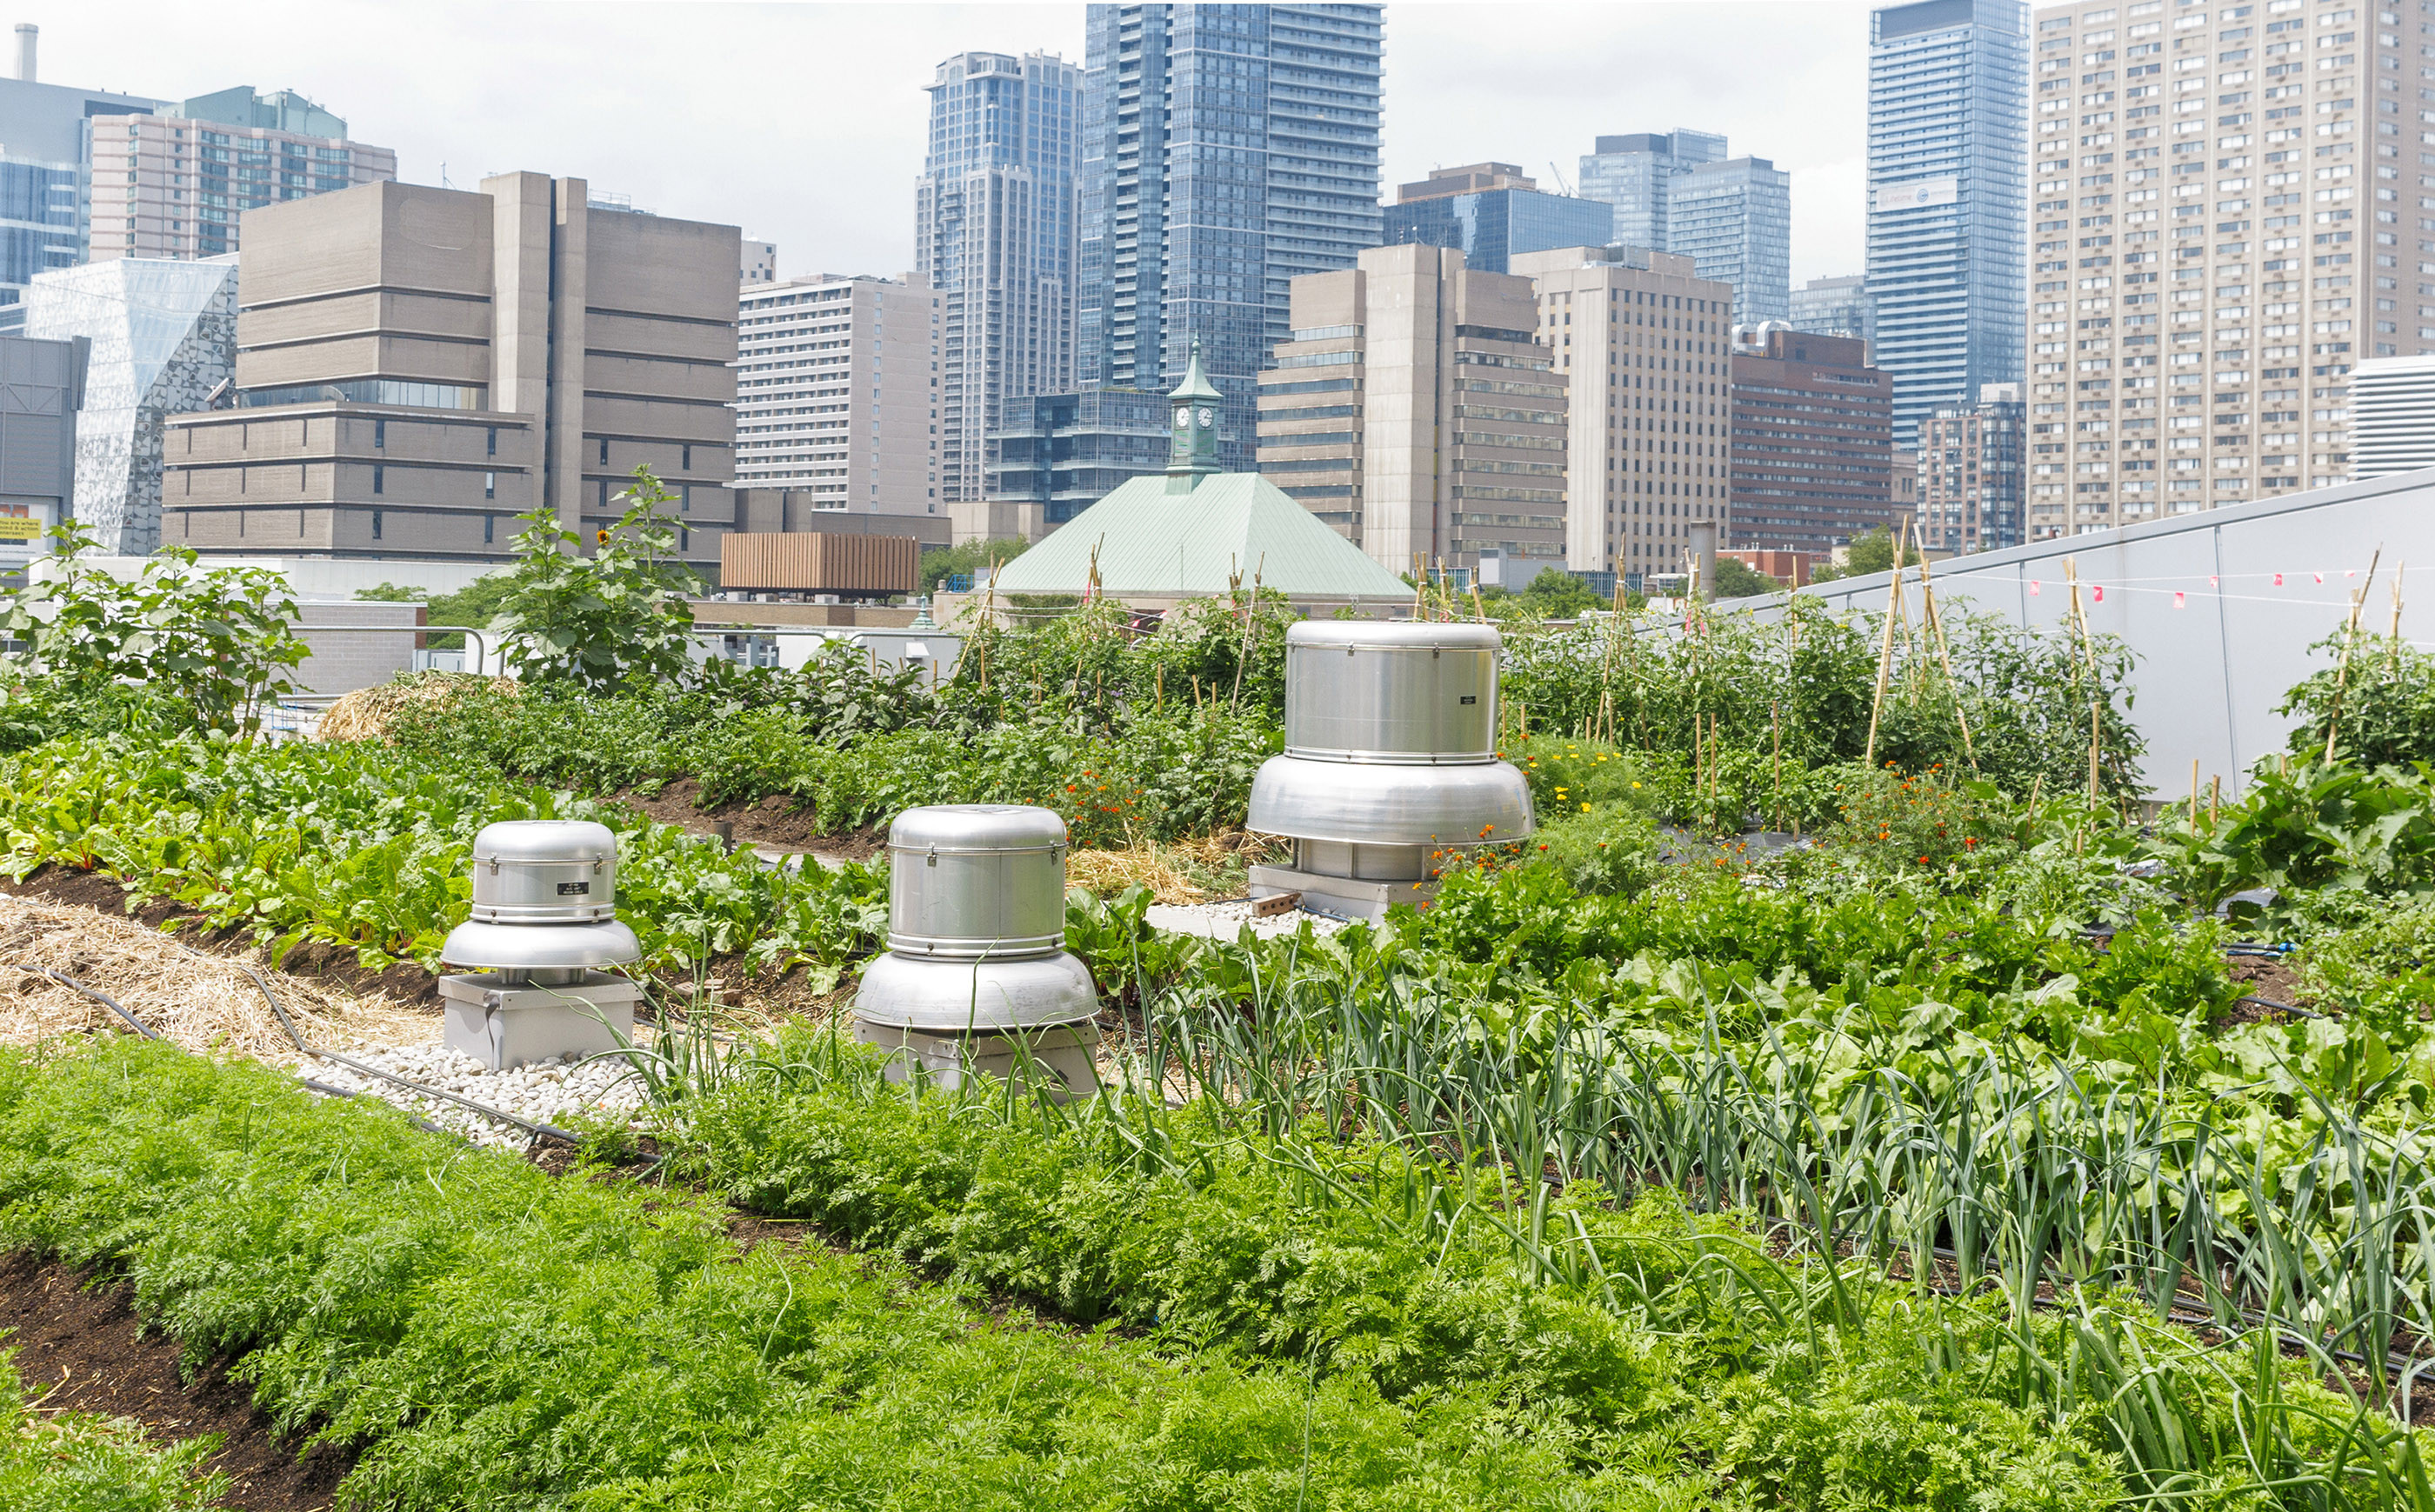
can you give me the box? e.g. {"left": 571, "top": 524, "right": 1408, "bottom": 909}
{"left": 719, "top": 532, "right": 917, "bottom": 596}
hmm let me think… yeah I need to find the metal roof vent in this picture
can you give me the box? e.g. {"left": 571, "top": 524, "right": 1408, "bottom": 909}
{"left": 437, "top": 820, "right": 644, "bottom": 1069}
{"left": 851, "top": 804, "right": 1099, "bottom": 1097}
{"left": 1244, "top": 621, "right": 1535, "bottom": 920}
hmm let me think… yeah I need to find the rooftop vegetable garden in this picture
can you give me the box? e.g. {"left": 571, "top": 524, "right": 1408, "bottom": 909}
{"left": 2, "top": 483, "right": 2433, "bottom": 1509}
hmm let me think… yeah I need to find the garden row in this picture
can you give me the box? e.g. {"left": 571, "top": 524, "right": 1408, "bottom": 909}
{"left": 10, "top": 1034, "right": 2419, "bottom": 1511}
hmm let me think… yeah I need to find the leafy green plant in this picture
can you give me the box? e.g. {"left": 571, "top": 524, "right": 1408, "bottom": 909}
{"left": 0, "top": 1352, "right": 226, "bottom": 1511}
{"left": 2278, "top": 629, "right": 2435, "bottom": 769}
{"left": 0, "top": 522, "right": 305, "bottom": 736}
{"left": 495, "top": 468, "right": 702, "bottom": 694}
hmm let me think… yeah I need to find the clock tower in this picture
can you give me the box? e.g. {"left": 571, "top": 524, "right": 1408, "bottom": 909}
{"left": 1164, "top": 336, "right": 1224, "bottom": 493}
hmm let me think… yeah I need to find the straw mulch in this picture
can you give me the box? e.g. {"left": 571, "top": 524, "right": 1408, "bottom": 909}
{"left": 0, "top": 896, "right": 437, "bottom": 1060}
{"left": 319, "top": 671, "right": 518, "bottom": 743}
{"left": 1065, "top": 829, "right": 1288, "bottom": 905}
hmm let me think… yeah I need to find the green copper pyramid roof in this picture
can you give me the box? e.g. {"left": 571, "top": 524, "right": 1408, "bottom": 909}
{"left": 988, "top": 471, "right": 1413, "bottom": 602}
{"left": 1167, "top": 338, "right": 1223, "bottom": 403}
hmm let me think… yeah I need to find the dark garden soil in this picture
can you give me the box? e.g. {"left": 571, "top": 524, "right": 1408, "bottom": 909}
{"left": 611, "top": 777, "right": 888, "bottom": 859}
{"left": 0, "top": 1251, "right": 357, "bottom": 1511}
{"left": 2218, "top": 953, "right": 2323, "bottom": 1024}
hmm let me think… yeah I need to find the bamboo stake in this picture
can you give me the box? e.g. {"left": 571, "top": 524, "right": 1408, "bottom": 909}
{"left": 1155, "top": 663, "right": 1164, "bottom": 710}
{"left": 1915, "top": 549, "right": 1978, "bottom": 768}
{"left": 2390, "top": 562, "right": 2406, "bottom": 670}
{"left": 1864, "top": 520, "right": 1909, "bottom": 767}
{"left": 2210, "top": 774, "right": 2220, "bottom": 827}
{"left": 2323, "top": 547, "right": 2381, "bottom": 763}
{"left": 1771, "top": 701, "right": 1783, "bottom": 833}
{"left": 2065, "top": 556, "right": 2102, "bottom": 801}
{"left": 2189, "top": 757, "right": 2200, "bottom": 830}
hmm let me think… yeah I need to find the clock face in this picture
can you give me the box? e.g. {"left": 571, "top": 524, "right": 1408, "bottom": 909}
{"left": 1173, "top": 410, "right": 1190, "bottom": 430}
{"left": 1197, "top": 408, "right": 1214, "bottom": 428}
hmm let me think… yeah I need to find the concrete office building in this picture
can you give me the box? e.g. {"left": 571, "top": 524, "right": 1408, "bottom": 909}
{"left": 734, "top": 273, "right": 937, "bottom": 524}
{"left": 1726, "top": 326, "right": 1898, "bottom": 554}
{"left": 1577, "top": 131, "right": 1791, "bottom": 325}
{"left": 161, "top": 174, "right": 741, "bottom": 567}
{"left": 0, "top": 29, "right": 166, "bottom": 331}
{"left": 0, "top": 332, "right": 84, "bottom": 571}
{"left": 1075, "top": 3, "right": 1384, "bottom": 470}
{"left": 1868, "top": 0, "right": 2029, "bottom": 447}
{"left": 1917, "top": 381, "right": 2025, "bottom": 553}
{"left": 1509, "top": 244, "right": 1735, "bottom": 584}
{"left": 981, "top": 385, "right": 1168, "bottom": 538}
{"left": 743, "top": 240, "right": 777, "bottom": 285}
{"left": 1791, "top": 274, "right": 1878, "bottom": 342}
{"left": 2350, "top": 355, "right": 2435, "bottom": 480}
{"left": 1258, "top": 243, "right": 1568, "bottom": 576}
{"left": 87, "top": 88, "right": 395, "bottom": 266}
{"left": 2026, "top": 0, "right": 2435, "bottom": 535}
{"left": 1380, "top": 163, "right": 1615, "bottom": 275}
{"left": 23, "top": 256, "right": 236, "bottom": 554}
{"left": 917, "top": 50, "right": 1081, "bottom": 506}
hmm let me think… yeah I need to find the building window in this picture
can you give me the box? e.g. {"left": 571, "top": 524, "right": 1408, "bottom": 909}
{"left": 374, "top": 418, "right": 386, "bottom": 449}
{"left": 598, "top": 479, "right": 608, "bottom": 509}
{"left": 371, "top": 509, "right": 383, "bottom": 540}
{"left": 680, "top": 483, "right": 690, "bottom": 514}
{"left": 486, "top": 426, "right": 497, "bottom": 457}
{"left": 681, "top": 443, "right": 692, "bottom": 470}
{"left": 598, "top": 437, "right": 608, "bottom": 463}
{"left": 372, "top": 464, "right": 384, "bottom": 495}
{"left": 484, "top": 470, "right": 495, "bottom": 500}
{"left": 484, "top": 514, "right": 495, "bottom": 544}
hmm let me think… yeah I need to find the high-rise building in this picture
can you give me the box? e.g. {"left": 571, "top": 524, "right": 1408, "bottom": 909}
{"left": 2026, "top": 0, "right": 2435, "bottom": 535}
{"left": 23, "top": 256, "right": 236, "bottom": 554}
{"left": 743, "top": 241, "right": 777, "bottom": 284}
{"left": 1509, "top": 244, "right": 1735, "bottom": 584}
{"left": 1790, "top": 274, "right": 1878, "bottom": 343}
{"left": 0, "top": 33, "right": 166, "bottom": 331}
{"left": 917, "top": 50, "right": 1081, "bottom": 507}
{"left": 87, "top": 89, "right": 397, "bottom": 266}
{"left": 1916, "top": 381, "right": 2025, "bottom": 553}
{"left": 1074, "top": 3, "right": 1384, "bottom": 470}
{"left": 160, "top": 174, "right": 740, "bottom": 566}
{"left": 1380, "top": 163, "right": 1615, "bottom": 275}
{"left": 734, "top": 273, "right": 937, "bottom": 524}
{"left": 983, "top": 387, "right": 1169, "bottom": 536}
{"left": 1577, "top": 130, "right": 1791, "bottom": 323}
{"left": 1578, "top": 130, "right": 1725, "bottom": 250}
{"left": 1868, "top": 0, "right": 2028, "bottom": 448}
{"left": 1726, "top": 327, "right": 1898, "bottom": 554}
{"left": 2350, "top": 356, "right": 2435, "bottom": 481}
{"left": 1258, "top": 243, "right": 1567, "bottom": 576}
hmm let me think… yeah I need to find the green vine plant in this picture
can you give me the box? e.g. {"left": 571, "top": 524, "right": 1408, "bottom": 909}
{"left": 494, "top": 467, "right": 704, "bottom": 696}
{"left": 0, "top": 519, "right": 305, "bottom": 737}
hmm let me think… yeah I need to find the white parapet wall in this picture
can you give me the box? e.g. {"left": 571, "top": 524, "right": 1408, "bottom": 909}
{"left": 1718, "top": 468, "right": 2435, "bottom": 798}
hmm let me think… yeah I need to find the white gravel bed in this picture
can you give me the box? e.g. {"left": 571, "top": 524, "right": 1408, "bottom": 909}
{"left": 302, "top": 1042, "right": 647, "bottom": 1149}
{"left": 1144, "top": 897, "right": 1353, "bottom": 941}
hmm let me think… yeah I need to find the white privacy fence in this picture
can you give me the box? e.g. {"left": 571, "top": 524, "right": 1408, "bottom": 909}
{"left": 1721, "top": 468, "right": 2435, "bottom": 797}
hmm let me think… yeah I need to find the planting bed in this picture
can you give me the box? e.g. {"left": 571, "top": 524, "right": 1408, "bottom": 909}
{"left": 11, "top": 579, "right": 2435, "bottom": 1509}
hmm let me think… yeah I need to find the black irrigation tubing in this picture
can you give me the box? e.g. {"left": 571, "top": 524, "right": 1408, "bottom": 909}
{"left": 2235, "top": 994, "right": 2327, "bottom": 1020}
{"left": 23, "top": 961, "right": 463, "bottom": 1142}
{"left": 227, "top": 960, "right": 584, "bottom": 1147}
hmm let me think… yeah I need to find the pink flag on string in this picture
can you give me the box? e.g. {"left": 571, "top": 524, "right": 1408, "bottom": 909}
{"left": 2273, "top": 572, "right": 2285, "bottom": 586}
{"left": 2314, "top": 572, "right": 2325, "bottom": 584}
{"left": 2174, "top": 591, "right": 2186, "bottom": 609}
{"left": 2030, "top": 581, "right": 2041, "bottom": 595}
{"left": 2209, "top": 576, "right": 2218, "bottom": 588}
{"left": 2092, "top": 585, "right": 2105, "bottom": 603}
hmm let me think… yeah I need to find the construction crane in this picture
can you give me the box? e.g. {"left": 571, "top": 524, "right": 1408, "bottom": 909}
{"left": 1546, "top": 160, "right": 1575, "bottom": 196}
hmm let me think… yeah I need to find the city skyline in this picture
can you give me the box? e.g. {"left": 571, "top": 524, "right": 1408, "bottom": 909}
{"left": 14, "top": 2, "right": 1885, "bottom": 291}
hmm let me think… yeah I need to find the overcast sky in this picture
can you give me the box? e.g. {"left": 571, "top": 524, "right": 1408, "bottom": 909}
{"left": 24, "top": 1, "right": 1877, "bottom": 286}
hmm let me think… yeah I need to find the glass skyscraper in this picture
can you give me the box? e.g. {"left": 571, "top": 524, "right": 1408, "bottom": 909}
{"left": 1577, "top": 130, "right": 1790, "bottom": 325}
{"left": 917, "top": 50, "right": 1081, "bottom": 506}
{"left": 1866, "top": 0, "right": 2028, "bottom": 448}
{"left": 1074, "top": 3, "right": 1383, "bottom": 470}
{"left": 1381, "top": 186, "right": 1613, "bottom": 275}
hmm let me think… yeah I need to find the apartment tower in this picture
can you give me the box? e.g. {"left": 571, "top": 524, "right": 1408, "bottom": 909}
{"left": 1578, "top": 130, "right": 1791, "bottom": 323}
{"left": 161, "top": 175, "right": 740, "bottom": 566}
{"left": 1075, "top": 3, "right": 1384, "bottom": 469}
{"left": 1868, "top": 0, "right": 2031, "bottom": 446}
{"left": 1791, "top": 273, "right": 1879, "bottom": 341}
{"left": 2027, "top": 0, "right": 2435, "bottom": 533}
{"left": 1725, "top": 327, "right": 1898, "bottom": 554}
{"left": 1917, "top": 381, "right": 2026, "bottom": 552}
{"left": 1509, "top": 244, "right": 1736, "bottom": 584}
{"left": 917, "top": 50, "right": 1081, "bottom": 506}
{"left": 1258, "top": 243, "right": 1568, "bottom": 576}
{"left": 734, "top": 273, "right": 937, "bottom": 523}
{"left": 86, "top": 88, "right": 396, "bottom": 266}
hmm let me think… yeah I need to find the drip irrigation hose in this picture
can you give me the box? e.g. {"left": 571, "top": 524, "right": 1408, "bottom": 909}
{"left": 23, "top": 961, "right": 461, "bottom": 1141}
{"left": 228, "top": 960, "right": 584, "bottom": 1146}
